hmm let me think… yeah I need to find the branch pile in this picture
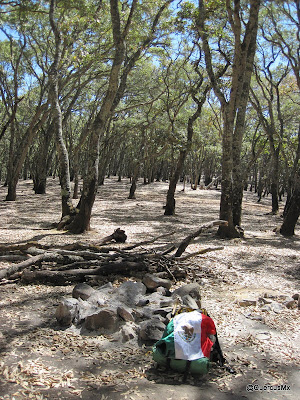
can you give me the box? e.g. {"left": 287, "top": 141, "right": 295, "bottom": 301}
{"left": 0, "top": 221, "right": 227, "bottom": 285}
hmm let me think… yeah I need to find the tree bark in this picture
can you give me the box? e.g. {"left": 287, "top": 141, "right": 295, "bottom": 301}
{"left": 198, "top": 0, "right": 261, "bottom": 238}
{"left": 49, "top": 0, "right": 74, "bottom": 218}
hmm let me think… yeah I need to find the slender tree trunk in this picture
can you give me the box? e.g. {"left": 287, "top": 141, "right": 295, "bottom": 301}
{"left": 280, "top": 172, "right": 300, "bottom": 236}
{"left": 5, "top": 106, "right": 48, "bottom": 201}
{"left": 164, "top": 150, "right": 186, "bottom": 215}
{"left": 49, "top": 0, "right": 74, "bottom": 218}
{"left": 198, "top": 0, "right": 261, "bottom": 238}
{"left": 128, "top": 164, "right": 139, "bottom": 199}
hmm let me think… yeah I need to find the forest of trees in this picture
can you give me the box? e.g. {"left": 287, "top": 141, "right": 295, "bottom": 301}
{"left": 0, "top": 0, "right": 299, "bottom": 237}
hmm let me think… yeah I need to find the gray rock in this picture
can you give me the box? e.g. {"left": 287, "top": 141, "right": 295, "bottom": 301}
{"left": 140, "top": 307, "right": 154, "bottom": 320}
{"left": 55, "top": 298, "right": 79, "bottom": 326}
{"left": 87, "top": 291, "right": 109, "bottom": 307}
{"left": 238, "top": 299, "right": 257, "bottom": 307}
{"left": 139, "top": 319, "right": 166, "bottom": 342}
{"left": 153, "top": 307, "right": 173, "bottom": 318}
{"left": 172, "top": 283, "right": 201, "bottom": 302}
{"left": 160, "top": 298, "right": 174, "bottom": 308}
{"left": 261, "top": 304, "right": 272, "bottom": 312}
{"left": 72, "top": 283, "right": 95, "bottom": 300}
{"left": 284, "top": 300, "right": 297, "bottom": 309}
{"left": 117, "top": 281, "right": 147, "bottom": 306}
{"left": 142, "top": 274, "right": 172, "bottom": 290}
{"left": 121, "top": 322, "right": 139, "bottom": 342}
{"left": 181, "top": 294, "right": 199, "bottom": 309}
{"left": 75, "top": 298, "right": 99, "bottom": 325}
{"left": 84, "top": 308, "right": 119, "bottom": 331}
{"left": 155, "top": 286, "right": 168, "bottom": 296}
{"left": 245, "top": 313, "right": 264, "bottom": 322}
{"left": 258, "top": 297, "right": 273, "bottom": 305}
{"left": 261, "top": 302, "right": 285, "bottom": 313}
{"left": 146, "top": 292, "right": 166, "bottom": 305}
{"left": 117, "top": 306, "right": 135, "bottom": 322}
{"left": 136, "top": 299, "right": 149, "bottom": 307}
{"left": 99, "top": 282, "right": 114, "bottom": 291}
{"left": 271, "top": 302, "right": 285, "bottom": 313}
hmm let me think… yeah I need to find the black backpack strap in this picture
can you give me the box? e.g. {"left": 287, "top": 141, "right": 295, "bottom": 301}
{"left": 166, "top": 357, "right": 171, "bottom": 371}
{"left": 182, "top": 360, "right": 191, "bottom": 382}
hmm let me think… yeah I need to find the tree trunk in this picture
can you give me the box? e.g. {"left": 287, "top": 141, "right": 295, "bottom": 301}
{"left": 218, "top": 113, "right": 238, "bottom": 237}
{"left": 280, "top": 173, "right": 300, "bottom": 236}
{"left": 198, "top": 0, "right": 261, "bottom": 238}
{"left": 49, "top": 0, "right": 74, "bottom": 218}
{"left": 5, "top": 106, "right": 48, "bottom": 201}
{"left": 128, "top": 164, "right": 139, "bottom": 199}
{"left": 164, "top": 151, "right": 186, "bottom": 215}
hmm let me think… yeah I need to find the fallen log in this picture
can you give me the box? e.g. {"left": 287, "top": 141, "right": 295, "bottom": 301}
{"left": 174, "top": 220, "right": 228, "bottom": 258}
{"left": 21, "top": 260, "right": 147, "bottom": 285}
{"left": 0, "top": 251, "right": 77, "bottom": 280}
{"left": 0, "top": 241, "right": 46, "bottom": 254}
{"left": 0, "top": 253, "right": 47, "bottom": 280}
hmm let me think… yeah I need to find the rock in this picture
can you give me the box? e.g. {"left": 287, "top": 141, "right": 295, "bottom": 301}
{"left": 245, "top": 313, "right": 264, "bottom": 322}
{"left": 142, "top": 274, "right": 172, "bottom": 291}
{"left": 117, "top": 281, "right": 147, "bottom": 306}
{"left": 136, "top": 299, "right": 149, "bottom": 307}
{"left": 172, "top": 283, "right": 201, "bottom": 303}
{"left": 181, "top": 294, "right": 199, "bottom": 310}
{"left": 87, "top": 291, "right": 109, "bottom": 307}
{"left": 155, "top": 286, "right": 168, "bottom": 296}
{"left": 261, "top": 304, "right": 272, "bottom": 312}
{"left": 117, "top": 306, "right": 135, "bottom": 322}
{"left": 160, "top": 298, "right": 174, "bottom": 308}
{"left": 55, "top": 298, "right": 79, "bottom": 326}
{"left": 139, "top": 319, "right": 166, "bottom": 342}
{"left": 153, "top": 307, "right": 173, "bottom": 318}
{"left": 84, "top": 308, "right": 119, "bottom": 331}
{"left": 140, "top": 307, "right": 154, "bottom": 320}
{"left": 284, "top": 300, "right": 297, "bottom": 309}
{"left": 292, "top": 293, "right": 299, "bottom": 300}
{"left": 121, "top": 322, "right": 139, "bottom": 342}
{"left": 99, "top": 282, "right": 114, "bottom": 291}
{"left": 258, "top": 297, "right": 273, "bottom": 305}
{"left": 271, "top": 302, "right": 285, "bottom": 313}
{"left": 238, "top": 299, "right": 257, "bottom": 307}
{"left": 75, "top": 298, "right": 99, "bottom": 325}
{"left": 72, "top": 283, "right": 95, "bottom": 300}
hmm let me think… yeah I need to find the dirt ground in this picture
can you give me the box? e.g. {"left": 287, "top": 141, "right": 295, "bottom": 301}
{"left": 0, "top": 177, "right": 299, "bottom": 400}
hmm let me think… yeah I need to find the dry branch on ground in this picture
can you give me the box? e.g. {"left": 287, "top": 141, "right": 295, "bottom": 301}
{"left": 0, "top": 222, "right": 226, "bottom": 284}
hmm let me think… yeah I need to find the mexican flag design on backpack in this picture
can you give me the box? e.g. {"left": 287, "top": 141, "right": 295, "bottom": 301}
{"left": 152, "top": 310, "right": 216, "bottom": 375}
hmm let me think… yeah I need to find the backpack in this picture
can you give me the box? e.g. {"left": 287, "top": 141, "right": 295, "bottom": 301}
{"left": 152, "top": 309, "right": 216, "bottom": 376}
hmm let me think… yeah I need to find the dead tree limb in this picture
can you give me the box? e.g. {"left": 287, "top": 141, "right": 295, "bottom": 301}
{"left": 174, "top": 220, "right": 228, "bottom": 257}
{"left": 21, "top": 260, "right": 147, "bottom": 285}
{"left": 0, "top": 253, "right": 49, "bottom": 280}
{"left": 0, "top": 241, "right": 46, "bottom": 254}
{"left": 124, "top": 231, "right": 176, "bottom": 250}
{"left": 177, "top": 246, "right": 224, "bottom": 260}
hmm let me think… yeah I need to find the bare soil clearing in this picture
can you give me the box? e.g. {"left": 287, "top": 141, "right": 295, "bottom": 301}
{"left": 0, "top": 178, "right": 299, "bottom": 400}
